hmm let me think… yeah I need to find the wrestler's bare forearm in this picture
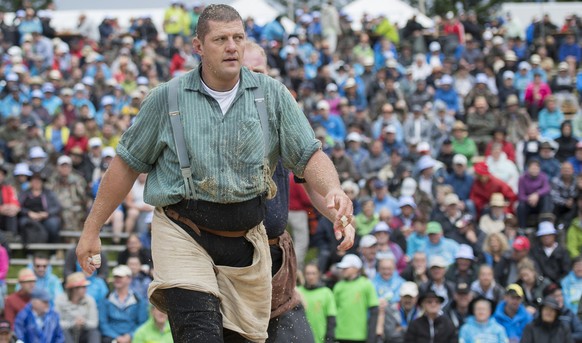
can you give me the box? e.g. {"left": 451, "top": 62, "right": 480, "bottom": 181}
{"left": 303, "top": 150, "right": 344, "bottom": 201}
{"left": 303, "top": 183, "right": 336, "bottom": 222}
{"left": 84, "top": 156, "right": 141, "bottom": 234}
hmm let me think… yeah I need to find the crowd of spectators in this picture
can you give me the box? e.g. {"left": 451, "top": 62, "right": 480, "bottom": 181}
{"left": 0, "top": 0, "right": 581, "bottom": 342}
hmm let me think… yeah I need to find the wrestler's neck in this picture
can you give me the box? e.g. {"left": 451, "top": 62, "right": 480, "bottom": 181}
{"left": 200, "top": 66, "right": 240, "bottom": 92}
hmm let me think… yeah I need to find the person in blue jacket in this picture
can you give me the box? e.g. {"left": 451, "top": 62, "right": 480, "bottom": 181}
{"left": 434, "top": 75, "right": 459, "bottom": 114}
{"left": 493, "top": 284, "right": 533, "bottom": 341}
{"left": 99, "top": 265, "right": 149, "bottom": 343}
{"left": 459, "top": 297, "right": 508, "bottom": 343}
{"left": 14, "top": 288, "right": 65, "bottom": 343}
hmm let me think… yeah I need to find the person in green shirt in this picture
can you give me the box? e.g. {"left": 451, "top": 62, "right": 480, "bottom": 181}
{"left": 451, "top": 120, "right": 478, "bottom": 166}
{"left": 298, "top": 263, "right": 337, "bottom": 343}
{"left": 334, "top": 254, "right": 379, "bottom": 343}
{"left": 354, "top": 199, "right": 379, "bottom": 236}
{"left": 133, "top": 306, "right": 173, "bottom": 343}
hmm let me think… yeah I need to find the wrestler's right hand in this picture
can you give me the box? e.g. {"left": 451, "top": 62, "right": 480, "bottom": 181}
{"left": 76, "top": 229, "right": 102, "bottom": 276}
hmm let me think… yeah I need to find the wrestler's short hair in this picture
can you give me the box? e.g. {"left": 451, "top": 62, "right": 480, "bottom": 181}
{"left": 196, "top": 4, "right": 243, "bottom": 42}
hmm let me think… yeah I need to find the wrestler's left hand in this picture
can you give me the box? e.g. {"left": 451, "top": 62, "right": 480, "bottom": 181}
{"left": 336, "top": 223, "right": 355, "bottom": 251}
{"left": 325, "top": 188, "right": 354, "bottom": 232}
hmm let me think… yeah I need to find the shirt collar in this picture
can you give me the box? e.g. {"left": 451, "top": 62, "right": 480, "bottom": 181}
{"left": 183, "top": 65, "right": 259, "bottom": 93}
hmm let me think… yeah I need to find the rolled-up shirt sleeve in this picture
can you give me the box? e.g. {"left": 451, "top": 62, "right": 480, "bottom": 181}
{"left": 117, "top": 84, "right": 169, "bottom": 174}
{"left": 270, "top": 81, "right": 321, "bottom": 177}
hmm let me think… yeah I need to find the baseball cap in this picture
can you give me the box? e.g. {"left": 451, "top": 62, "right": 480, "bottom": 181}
{"left": 29, "top": 146, "right": 47, "bottom": 159}
{"left": 359, "top": 235, "right": 378, "bottom": 248}
{"left": 417, "top": 156, "right": 436, "bottom": 171}
{"left": 101, "top": 96, "right": 115, "bottom": 107}
{"left": 88, "top": 137, "right": 102, "bottom": 148}
{"left": 512, "top": 236, "right": 530, "bottom": 251}
{"left": 439, "top": 75, "right": 453, "bottom": 86}
{"left": 30, "top": 288, "right": 51, "bottom": 302}
{"left": 429, "top": 256, "right": 448, "bottom": 268}
{"left": 373, "top": 179, "right": 386, "bottom": 189}
{"left": 316, "top": 100, "right": 330, "bottom": 110}
{"left": 400, "top": 178, "right": 417, "bottom": 197}
{"left": 336, "top": 254, "right": 363, "bottom": 269}
{"left": 398, "top": 196, "right": 416, "bottom": 209}
{"left": 102, "top": 147, "right": 116, "bottom": 158}
{"left": 537, "top": 221, "right": 557, "bottom": 237}
{"left": 57, "top": 155, "right": 72, "bottom": 166}
{"left": 400, "top": 281, "right": 419, "bottom": 297}
{"left": 417, "top": 142, "right": 430, "bottom": 153}
{"left": 506, "top": 283, "right": 524, "bottom": 298}
{"left": 343, "top": 78, "right": 356, "bottom": 89}
{"left": 429, "top": 41, "right": 441, "bottom": 52}
{"left": 456, "top": 282, "right": 471, "bottom": 294}
{"left": 325, "top": 83, "right": 338, "bottom": 92}
{"left": 453, "top": 154, "right": 468, "bottom": 165}
{"left": 346, "top": 132, "right": 362, "bottom": 142}
{"left": 541, "top": 296, "right": 561, "bottom": 311}
{"left": 18, "top": 268, "right": 37, "bottom": 282}
{"left": 383, "top": 125, "right": 397, "bottom": 134}
{"left": 112, "top": 265, "right": 132, "bottom": 277}
{"left": 456, "top": 244, "right": 475, "bottom": 260}
{"left": 372, "top": 222, "right": 390, "bottom": 234}
{"left": 31, "top": 89, "right": 43, "bottom": 99}
{"left": 503, "top": 70, "right": 515, "bottom": 80}
{"left": 475, "top": 73, "right": 488, "bottom": 84}
{"left": 0, "top": 320, "right": 10, "bottom": 333}
{"left": 444, "top": 193, "right": 460, "bottom": 206}
{"left": 530, "top": 54, "right": 541, "bottom": 64}
{"left": 426, "top": 221, "right": 443, "bottom": 235}
{"left": 13, "top": 163, "right": 32, "bottom": 177}
{"left": 518, "top": 61, "right": 531, "bottom": 71}
{"left": 419, "top": 290, "right": 445, "bottom": 304}
{"left": 473, "top": 162, "right": 490, "bottom": 176}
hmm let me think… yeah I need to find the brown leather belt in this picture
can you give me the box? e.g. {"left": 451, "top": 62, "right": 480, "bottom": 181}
{"left": 268, "top": 237, "right": 280, "bottom": 245}
{"left": 165, "top": 208, "right": 248, "bottom": 238}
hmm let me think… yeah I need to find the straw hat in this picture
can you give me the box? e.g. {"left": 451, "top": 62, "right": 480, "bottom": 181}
{"left": 65, "top": 272, "right": 91, "bottom": 289}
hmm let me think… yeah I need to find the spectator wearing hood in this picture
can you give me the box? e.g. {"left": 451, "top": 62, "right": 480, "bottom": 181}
{"left": 543, "top": 283, "right": 582, "bottom": 342}
{"left": 493, "top": 284, "right": 533, "bottom": 341}
{"left": 555, "top": 121, "right": 578, "bottom": 162}
{"left": 459, "top": 297, "right": 508, "bottom": 343}
{"left": 434, "top": 75, "right": 459, "bottom": 114}
{"left": 470, "top": 162, "right": 517, "bottom": 217}
{"left": 14, "top": 288, "right": 64, "bottom": 343}
{"left": 521, "top": 296, "right": 573, "bottom": 343}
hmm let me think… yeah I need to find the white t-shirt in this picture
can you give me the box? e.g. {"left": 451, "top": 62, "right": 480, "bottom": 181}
{"left": 201, "top": 79, "right": 240, "bottom": 115}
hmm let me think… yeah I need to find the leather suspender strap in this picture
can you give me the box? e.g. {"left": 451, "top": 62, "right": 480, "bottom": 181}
{"left": 252, "top": 86, "right": 270, "bottom": 159}
{"left": 168, "top": 77, "right": 197, "bottom": 200}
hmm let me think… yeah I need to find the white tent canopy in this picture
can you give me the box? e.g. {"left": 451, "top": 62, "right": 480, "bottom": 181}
{"left": 343, "top": 0, "right": 434, "bottom": 31}
{"left": 230, "top": 0, "right": 283, "bottom": 26}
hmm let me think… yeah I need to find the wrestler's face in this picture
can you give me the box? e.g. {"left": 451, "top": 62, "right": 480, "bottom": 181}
{"left": 194, "top": 20, "right": 245, "bottom": 90}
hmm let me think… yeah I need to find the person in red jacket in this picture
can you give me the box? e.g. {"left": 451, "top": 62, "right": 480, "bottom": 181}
{"left": 289, "top": 173, "right": 314, "bottom": 271}
{"left": 4, "top": 268, "right": 36, "bottom": 326}
{"left": 470, "top": 162, "right": 517, "bottom": 217}
{"left": 0, "top": 165, "right": 20, "bottom": 236}
{"left": 63, "top": 121, "right": 89, "bottom": 154}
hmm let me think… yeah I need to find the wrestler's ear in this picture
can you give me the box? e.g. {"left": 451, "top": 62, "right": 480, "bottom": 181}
{"left": 193, "top": 37, "right": 203, "bottom": 56}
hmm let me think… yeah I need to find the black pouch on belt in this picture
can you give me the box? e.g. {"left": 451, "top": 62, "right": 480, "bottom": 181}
{"left": 167, "top": 195, "right": 266, "bottom": 232}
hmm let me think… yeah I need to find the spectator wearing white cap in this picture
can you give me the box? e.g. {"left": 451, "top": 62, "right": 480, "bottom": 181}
{"left": 358, "top": 234, "right": 379, "bottom": 279}
{"left": 390, "top": 196, "right": 417, "bottom": 234}
{"left": 445, "top": 244, "right": 479, "bottom": 286}
{"left": 530, "top": 221, "right": 570, "bottom": 284}
{"left": 411, "top": 53, "right": 432, "bottom": 82}
{"left": 47, "top": 154, "right": 89, "bottom": 233}
{"left": 372, "top": 222, "right": 407, "bottom": 273}
{"left": 40, "top": 82, "right": 62, "bottom": 116}
{"left": 434, "top": 74, "right": 460, "bottom": 114}
{"left": 415, "top": 155, "right": 438, "bottom": 200}
{"left": 312, "top": 100, "right": 346, "bottom": 143}
{"left": 420, "top": 255, "right": 456, "bottom": 309}
{"left": 498, "top": 69, "right": 520, "bottom": 110}
{"left": 333, "top": 253, "right": 379, "bottom": 342}
{"left": 345, "top": 132, "right": 369, "bottom": 176}
{"left": 381, "top": 123, "right": 408, "bottom": 160}
{"left": 380, "top": 281, "right": 421, "bottom": 339}
{"left": 100, "top": 265, "right": 148, "bottom": 343}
